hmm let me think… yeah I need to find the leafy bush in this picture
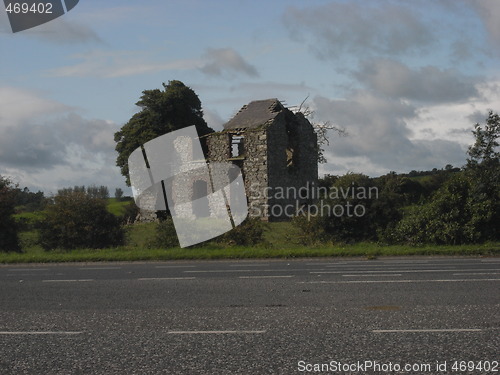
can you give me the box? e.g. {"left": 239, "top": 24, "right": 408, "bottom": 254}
{"left": 216, "top": 217, "right": 265, "bottom": 246}
{"left": 14, "top": 211, "right": 46, "bottom": 231}
{"left": 291, "top": 214, "right": 326, "bottom": 245}
{"left": 39, "top": 192, "right": 125, "bottom": 250}
{"left": 151, "top": 217, "right": 179, "bottom": 248}
{"left": 389, "top": 173, "right": 498, "bottom": 245}
{"left": 293, "top": 173, "right": 398, "bottom": 244}
{"left": 152, "top": 216, "right": 266, "bottom": 248}
{"left": 319, "top": 173, "right": 379, "bottom": 243}
{"left": 0, "top": 176, "right": 21, "bottom": 252}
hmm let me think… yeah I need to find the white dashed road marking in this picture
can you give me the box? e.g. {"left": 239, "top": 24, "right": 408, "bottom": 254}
{"left": 42, "top": 279, "right": 94, "bottom": 283}
{"left": 239, "top": 275, "right": 294, "bottom": 279}
{"left": 167, "top": 330, "right": 266, "bottom": 335}
{"left": 138, "top": 277, "right": 196, "bottom": 281}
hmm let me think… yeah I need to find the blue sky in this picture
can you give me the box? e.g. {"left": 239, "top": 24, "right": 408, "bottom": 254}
{"left": 1, "top": 0, "right": 499, "bottom": 194}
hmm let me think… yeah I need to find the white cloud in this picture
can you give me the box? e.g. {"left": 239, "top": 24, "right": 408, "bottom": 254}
{"left": 353, "top": 58, "right": 480, "bottom": 103}
{"left": 312, "top": 90, "right": 470, "bottom": 174}
{"left": 407, "top": 79, "right": 500, "bottom": 144}
{"left": 284, "top": 1, "right": 434, "bottom": 60}
{"left": 471, "top": 0, "right": 500, "bottom": 49}
{"left": 0, "top": 87, "right": 69, "bottom": 125}
{"left": 49, "top": 47, "right": 258, "bottom": 79}
{"left": 203, "top": 108, "right": 225, "bottom": 131}
{"left": 22, "top": 17, "right": 101, "bottom": 44}
{"left": 49, "top": 49, "right": 201, "bottom": 78}
{"left": 200, "top": 48, "right": 259, "bottom": 78}
{"left": 0, "top": 87, "right": 126, "bottom": 193}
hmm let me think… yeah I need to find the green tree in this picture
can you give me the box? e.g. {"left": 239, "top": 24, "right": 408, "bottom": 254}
{"left": 114, "top": 80, "right": 214, "bottom": 185}
{"left": 39, "top": 191, "right": 125, "bottom": 250}
{"left": 465, "top": 110, "right": 500, "bottom": 240}
{"left": 467, "top": 111, "right": 500, "bottom": 167}
{"left": 114, "top": 188, "right": 124, "bottom": 201}
{"left": 466, "top": 111, "right": 500, "bottom": 194}
{"left": 322, "top": 173, "right": 375, "bottom": 242}
{"left": 0, "top": 176, "right": 21, "bottom": 252}
{"left": 390, "top": 174, "right": 476, "bottom": 245}
{"left": 306, "top": 173, "right": 380, "bottom": 243}
{"left": 391, "top": 111, "right": 500, "bottom": 245}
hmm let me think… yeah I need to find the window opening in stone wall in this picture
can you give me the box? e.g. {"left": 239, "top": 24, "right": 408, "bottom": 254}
{"left": 231, "top": 135, "right": 245, "bottom": 158}
{"left": 286, "top": 146, "right": 295, "bottom": 168}
{"left": 286, "top": 127, "right": 299, "bottom": 171}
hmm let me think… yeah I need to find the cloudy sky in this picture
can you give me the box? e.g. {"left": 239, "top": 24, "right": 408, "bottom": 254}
{"left": 1, "top": 0, "right": 499, "bottom": 194}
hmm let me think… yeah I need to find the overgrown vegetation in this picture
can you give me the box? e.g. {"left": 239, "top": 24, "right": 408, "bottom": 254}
{"left": 292, "top": 112, "right": 499, "bottom": 246}
{"left": 151, "top": 217, "right": 179, "bottom": 248}
{"left": 38, "top": 191, "right": 125, "bottom": 250}
{"left": 0, "top": 176, "right": 21, "bottom": 252}
{"left": 215, "top": 218, "right": 266, "bottom": 246}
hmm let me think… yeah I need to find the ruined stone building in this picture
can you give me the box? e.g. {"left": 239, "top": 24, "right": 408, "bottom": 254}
{"left": 206, "top": 98, "right": 318, "bottom": 221}
{"left": 134, "top": 98, "right": 318, "bottom": 223}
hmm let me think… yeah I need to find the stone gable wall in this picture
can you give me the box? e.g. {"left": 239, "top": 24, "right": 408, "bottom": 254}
{"left": 266, "top": 111, "right": 318, "bottom": 220}
{"left": 202, "top": 105, "right": 318, "bottom": 222}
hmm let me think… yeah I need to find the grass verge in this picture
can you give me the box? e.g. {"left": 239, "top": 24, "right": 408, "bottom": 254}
{"left": 0, "top": 241, "right": 498, "bottom": 264}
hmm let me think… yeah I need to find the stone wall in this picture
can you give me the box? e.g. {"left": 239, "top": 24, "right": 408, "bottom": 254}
{"left": 241, "top": 128, "right": 269, "bottom": 219}
{"left": 207, "top": 129, "right": 269, "bottom": 220}
{"left": 206, "top": 105, "right": 318, "bottom": 222}
{"left": 265, "top": 111, "right": 318, "bottom": 220}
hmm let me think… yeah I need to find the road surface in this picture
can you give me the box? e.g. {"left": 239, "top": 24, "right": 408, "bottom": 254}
{"left": 0, "top": 257, "right": 499, "bottom": 374}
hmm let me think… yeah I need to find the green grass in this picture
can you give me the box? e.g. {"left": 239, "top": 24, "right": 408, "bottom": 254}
{"left": 14, "top": 198, "right": 131, "bottom": 222}
{"left": 13, "top": 210, "right": 46, "bottom": 222}
{"left": 106, "top": 197, "right": 133, "bottom": 216}
{"left": 0, "top": 243, "right": 498, "bottom": 264}
{"left": 1, "top": 222, "right": 498, "bottom": 264}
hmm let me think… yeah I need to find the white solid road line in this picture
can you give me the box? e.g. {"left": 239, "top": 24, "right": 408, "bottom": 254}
{"left": 239, "top": 275, "right": 294, "bottom": 279}
{"left": 453, "top": 272, "right": 500, "bottom": 275}
{"left": 0, "top": 331, "right": 83, "bottom": 335}
{"left": 167, "top": 330, "right": 266, "bottom": 334}
{"left": 229, "top": 264, "right": 270, "bottom": 267}
{"left": 185, "top": 269, "right": 326, "bottom": 273}
{"left": 342, "top": 274, "right": 402, "bottom": 277}
{"left": 42, "top": 279, "right": 94, "bottom": 283}
{"left": 381, "top": 261, "right": 430, "bottom": 264}
{"left": 299, "top": 279, "right": 500, "bottom": 284}
{"left": 8, "top": 269, "right": 49, "bottom": 272}
{"left": 154, "top": 265, "right": 197, "bottom": 268}
{"left": 372, "top": 329, "right": 482, "bottom": 333}
{"left": 78, "top": 267, "right": 121, "bottom": 270}
{"left": 324, "top": 263, "right": 492, "bottom": 267}
{"left": 311, "top": 268, "right": 500, "bottom": 274}
{"left": 137, "top": 277, "right": 196, "bottom": 281}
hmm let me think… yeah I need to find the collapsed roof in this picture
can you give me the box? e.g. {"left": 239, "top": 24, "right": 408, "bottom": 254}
{"left": 223, "top": 98, "right": 285, "bottom": 130}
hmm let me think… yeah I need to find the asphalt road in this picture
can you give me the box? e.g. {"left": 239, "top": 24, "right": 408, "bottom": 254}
{"left": 0, "top": 257, "right": 499, "bottom": 374}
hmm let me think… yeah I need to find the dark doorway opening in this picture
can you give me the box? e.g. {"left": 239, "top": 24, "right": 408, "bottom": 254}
{"left": 192, "top": 180, "right": 210, "bottom": 218}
